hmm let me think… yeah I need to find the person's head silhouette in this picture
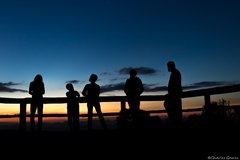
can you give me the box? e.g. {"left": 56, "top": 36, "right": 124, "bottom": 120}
{"left": 167, "top": 61, "right": 176, "bottom": 72}
{"left": 129, "top": 69, "right": 137, "bottom": 78}
{"left": 34, "top": 74, "right": 43, "bottom": 82}
{"left": 89, "top": 74, "right": 98, "bottom": 83}
{"left": 66, "top": 83, "right": 74, "bottom": 91}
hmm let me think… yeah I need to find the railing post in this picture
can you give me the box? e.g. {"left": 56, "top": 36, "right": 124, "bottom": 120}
{"left": 204, "top": 94, "right": 211, "bottom": 107}
{"left": 19, "top": 100, "right": 26, "bottom": 131}
{"left": 204, "top": 94, "right": 211, "bottom": 112}
{"left": 121, "top": 100, "right": 126, "bottom": 111}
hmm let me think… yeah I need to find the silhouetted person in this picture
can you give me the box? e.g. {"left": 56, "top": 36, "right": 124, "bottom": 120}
{"left": 124, "top": 69, "right": 144, "bottom": 123}
{"left": 82, "top": 74, "right": 108, "bottom": 130}
{"left": 164, "top": 61, "right": 183, "bottom": 126}
{"left": 66, "top": 83, "right": 80, "bottom": 132}
{"left": 29, "top": 74, "right": 45, "bottom": 131}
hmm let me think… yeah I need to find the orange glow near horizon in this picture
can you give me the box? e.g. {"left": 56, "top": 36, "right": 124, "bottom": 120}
{"left": 0, "top": 102, "right": 123, "bottom": 115}
{"left": 0, "top": 101, "right": 198, "bottom": 115}
{"left": 0, "top": 92, "right": 239, "bottom": 117}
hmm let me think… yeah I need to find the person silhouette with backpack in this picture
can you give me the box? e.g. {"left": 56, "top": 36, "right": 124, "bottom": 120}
{"left": 124, "top": 69, "right": 144, "bottom": 124}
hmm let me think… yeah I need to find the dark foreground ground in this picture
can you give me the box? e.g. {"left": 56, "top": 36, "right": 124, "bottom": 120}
{"left": 0, "top": 125, "right": 239, "bottom": 160}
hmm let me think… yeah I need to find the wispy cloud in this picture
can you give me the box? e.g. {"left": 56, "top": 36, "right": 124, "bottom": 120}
{"left": 65, "top": 80, "right": 84, "bottom": 85}
{"left": 118, "top": 67, "right": 158, "bottom": 75}
{"left": 100, "top": 72, "right": 112, "bottom": 76}
{"left": 144, "top": 81, "right": 238, "bottom": 92}
{"left": 101, "top": 82, "right": 125, "bottom": 93}
{"left": 109, "top": 78, "right": 121, "bottom": 82}
{"left": 144, "top": 84, "right": 168, "bottom": 92}
{"left": 0, "top": 82, "right": 27, "bottom": 93}
{"left": 101, "top": 82, "right": 166, "bottom": 93}
{"left": 100, "top": 81, "right": 238, "bottom": 94}
{"left": 183, "top": 81, "right": 237, "bottom": 90}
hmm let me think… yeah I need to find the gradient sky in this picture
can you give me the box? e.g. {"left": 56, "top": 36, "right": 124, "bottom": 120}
{"left": 0, "top": 0, "right": 240, "bottom": 107}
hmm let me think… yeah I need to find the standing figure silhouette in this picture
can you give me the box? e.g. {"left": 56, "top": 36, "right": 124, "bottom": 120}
{"left": 82, "top": 74, "right": 107, "bottom": 130}
{"left": 164, "top": 61, "right": 183, "bottom": 126}
{"left": 29, "top": 74, "right": 45, "bottom": 131}
{"left": 124, "top": 69, "right": 144, "bottom": 122}
{"left": 66, "top": 83, "right": 80, "bottom": 132}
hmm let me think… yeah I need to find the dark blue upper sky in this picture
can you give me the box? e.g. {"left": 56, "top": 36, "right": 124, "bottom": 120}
{"left": 0, "top": 0, "right": 240, "bottom": 98}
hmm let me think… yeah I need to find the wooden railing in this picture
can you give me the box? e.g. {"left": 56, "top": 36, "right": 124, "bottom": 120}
{"left": 0, "top": 84, "right": 240, "bottom": 131}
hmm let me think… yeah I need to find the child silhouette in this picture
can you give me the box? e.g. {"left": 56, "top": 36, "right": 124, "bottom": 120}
{"left": 66, "top": 83, "right": 80, "bottom": 131}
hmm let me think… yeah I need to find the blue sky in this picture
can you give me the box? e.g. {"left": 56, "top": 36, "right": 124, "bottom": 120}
{"left": 0, "top": 0, "right": 240, "bottom": 99}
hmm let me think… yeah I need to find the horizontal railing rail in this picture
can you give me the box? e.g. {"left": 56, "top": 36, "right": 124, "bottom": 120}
{"left": 0, "top": 84, "right": 239, "bottom": 130}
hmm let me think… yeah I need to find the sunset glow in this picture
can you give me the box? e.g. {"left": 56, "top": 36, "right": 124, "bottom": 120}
{"left": 0, "top": 0, "right": 239, "bottom": 125}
